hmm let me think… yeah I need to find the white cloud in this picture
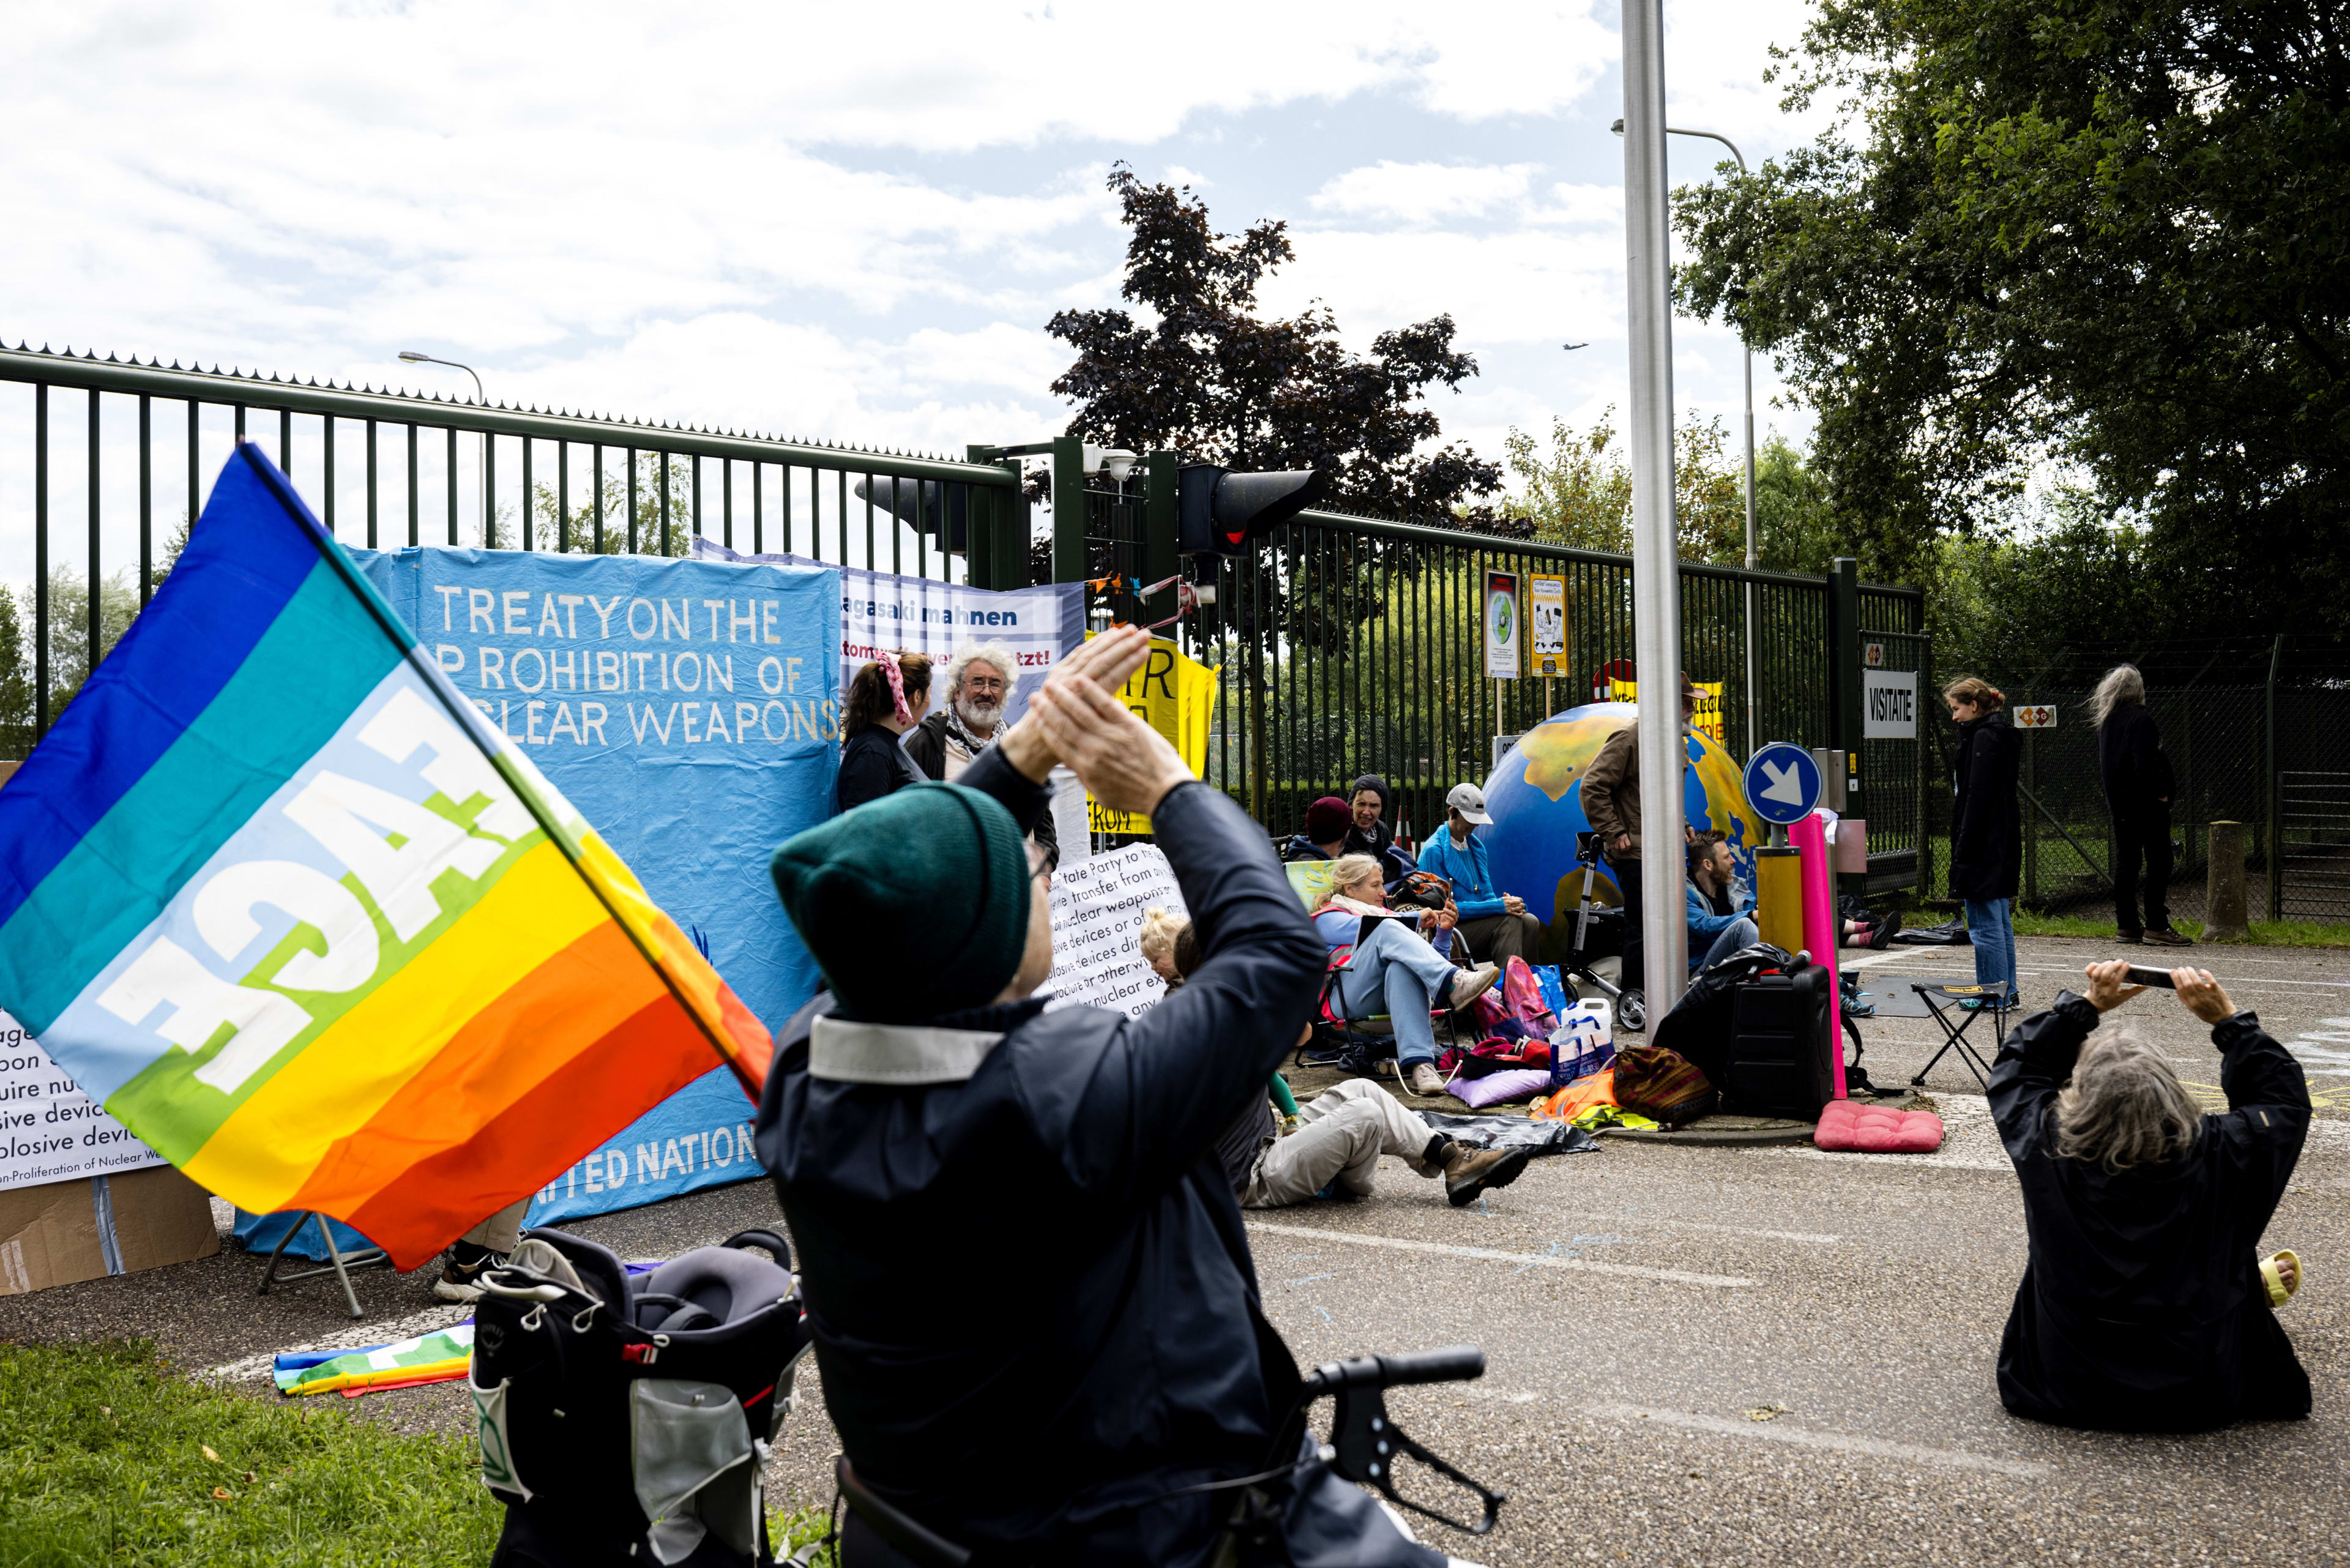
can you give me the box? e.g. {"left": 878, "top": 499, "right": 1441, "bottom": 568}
{"left": 1308, "top": 162, "right": 1541, "bottom": 225}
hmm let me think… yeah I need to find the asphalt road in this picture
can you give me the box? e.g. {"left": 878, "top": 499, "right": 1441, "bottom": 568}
{"left": 7, "top": 932, "right": 2348, "bottom": 1565}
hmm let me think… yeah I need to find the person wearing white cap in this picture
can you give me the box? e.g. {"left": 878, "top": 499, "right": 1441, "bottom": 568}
{"left": 1414, "top": 781, "right": 1543, "bottom": 970}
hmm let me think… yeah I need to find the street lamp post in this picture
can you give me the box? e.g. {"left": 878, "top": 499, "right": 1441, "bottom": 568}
{"left": 1613, "top": 118, "right": 1759, "bottom": 757}
{"left": 399, "top": 351, "right": 491, "bottom": 546}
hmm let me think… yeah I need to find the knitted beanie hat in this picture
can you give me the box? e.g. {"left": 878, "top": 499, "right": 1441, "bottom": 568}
{"left": 1305, "top": 796, "right": 1351, "bottom": 844}
{"left": 770, "top": 782, "right": 1031, "bottom": 1023}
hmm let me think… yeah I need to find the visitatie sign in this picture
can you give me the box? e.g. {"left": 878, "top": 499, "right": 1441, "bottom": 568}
{"left": 1862, "top": 668, "right": 1919, "bottom": 739}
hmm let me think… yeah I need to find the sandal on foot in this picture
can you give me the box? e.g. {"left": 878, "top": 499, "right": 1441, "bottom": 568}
{"left": 2261, "top": 1249, "right": 2303, "bottom": 1309}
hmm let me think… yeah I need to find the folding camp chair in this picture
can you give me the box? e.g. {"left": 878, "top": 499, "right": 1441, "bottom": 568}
{"left": 256, "top": 1210, "right": 393, "bottom": 1320}
{"left": 1300, "top": 916, "right": 1467, "bottom": 1073}
{"left": 1909, "top": 982, "right": 2015, "bottom": 1092}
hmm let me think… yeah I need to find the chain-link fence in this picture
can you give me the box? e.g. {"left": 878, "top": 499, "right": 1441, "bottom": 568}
{"left": 1919, "top": 637, "right": 2350, "bottom": 924}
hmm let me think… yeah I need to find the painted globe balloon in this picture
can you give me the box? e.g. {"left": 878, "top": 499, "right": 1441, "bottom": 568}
{"left": 1482, "top": 703, "right": 1762, "bottom": 927}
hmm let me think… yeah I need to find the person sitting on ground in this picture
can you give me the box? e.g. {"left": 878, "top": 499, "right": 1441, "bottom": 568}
{"left": 1991, "top": 960, "right": 2310, "bottom": 1433}
{"left": 1416, "top": 782, "right": 1543, "bottom": 968}
{"left": 833, "top": 651, "right": 931, "bottom": 813}
{"left": 1313, "top": 853, "right": 1495, "bottom": 1099}
{"left": 904, "top": 640, "right": 1059, "bottom": 870}
{"left": 1341, "top": 773, "right": 1416, "bottom": 888}
{"left": 1137, "top": 905, "right": 1186, "bottom": 987}
{"left": 756, "top": 625, "right": 1441, "bottom": 1565}
{"left": 1179, "top": 919, "right": 1529, "bottom": 1211}
{"left": 1281, "top": 794, "right": 1352, "bottom": 862}
{"left": 1684, "top": 832, "right": 1762, "bottom": 974}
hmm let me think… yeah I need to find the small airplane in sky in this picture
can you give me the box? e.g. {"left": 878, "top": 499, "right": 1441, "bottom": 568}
{"left": 1562, "top": 342, "right": 1589, "bottom": 351}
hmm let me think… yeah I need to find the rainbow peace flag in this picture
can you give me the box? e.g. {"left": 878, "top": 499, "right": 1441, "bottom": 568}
{"left": 0, "top": 444, "right": 770, "bottom": 1269}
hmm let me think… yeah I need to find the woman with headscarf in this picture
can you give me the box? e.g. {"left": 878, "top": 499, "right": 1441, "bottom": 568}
{"left": 834, "top": 651, "right": 932, "bottom": 813}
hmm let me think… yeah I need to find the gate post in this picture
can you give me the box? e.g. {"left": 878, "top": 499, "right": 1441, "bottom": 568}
{"left": 1826, "top": 558, "right": 1862, "bottom": 758}
{"left": 1141, "top": 449, "right": 1180, "bottom": 624}
{"left": 1051, "top": 436, "right": 1087, "bottom": 584}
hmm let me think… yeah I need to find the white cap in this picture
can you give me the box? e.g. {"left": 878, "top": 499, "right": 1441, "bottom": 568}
{"left": 1445, "top": 782, "right": 1493, "bottom": 825}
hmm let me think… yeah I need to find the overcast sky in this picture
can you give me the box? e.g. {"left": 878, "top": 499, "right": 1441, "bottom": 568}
{"left": 1, "top": 0, "right": 1829, "bottom": 584}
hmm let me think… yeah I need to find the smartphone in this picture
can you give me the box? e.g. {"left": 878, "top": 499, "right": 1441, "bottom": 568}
{"left": 2122, "top": 965, "right": 2178, "bottom": 990}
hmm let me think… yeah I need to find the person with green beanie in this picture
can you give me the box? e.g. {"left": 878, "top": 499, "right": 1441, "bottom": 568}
{"left": 754, "top": 626, "right": 1452, "bottom": 1568}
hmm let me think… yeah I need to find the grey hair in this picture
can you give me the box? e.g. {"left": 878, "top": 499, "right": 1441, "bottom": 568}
{"left": 2053, "top": 1021, "right": 2201, "bottom": 1171}
{"left": 2087, "top": 663, "right": 2146, "bottom": 732}
{"left": 944, "top": 641, "right": 1021, "bottom": 703}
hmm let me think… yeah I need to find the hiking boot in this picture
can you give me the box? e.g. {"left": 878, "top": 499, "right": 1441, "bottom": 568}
{"left": 1868, "top": 911, "right": 1904, "bottom": 950}
{"left": 2115, "top": 928, "right": 2144, "bottom": 944}
{"left": 1445, "top": 963, "right": 1502, "bottom": 1011}
{"left": 432, "top": 1244, "right": 507, "bottom": 1304}
{"left": 2145, "top": 927, "right": 2195, "bottom": 947}
{"left": 1617, "top": 990, "right": 1646, "bottom": 1032}
{"left": 1440, "top": 1143, "right": 1531, "bottom": 1207}
{"left": 1408, "top": 1062, "right": 1447, "bottom": 1097}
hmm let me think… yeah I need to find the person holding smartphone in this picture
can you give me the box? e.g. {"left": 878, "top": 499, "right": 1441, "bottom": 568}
{"left": 1989, "top": 960, "right": 2310, "bottom": 1432}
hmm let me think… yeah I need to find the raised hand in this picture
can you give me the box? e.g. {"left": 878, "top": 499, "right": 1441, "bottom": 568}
{"left": 1024, "top": 666, "right": 1193, "bottom": 818}
{"left": 2081, "top": 959, "right": 2146, "bottom": 1013}
{"left": 2173, "top": 968, "right": 2236, "bottom": 1025}
{"left": 999, "top": 625, "right": 1153, "bottom": 783}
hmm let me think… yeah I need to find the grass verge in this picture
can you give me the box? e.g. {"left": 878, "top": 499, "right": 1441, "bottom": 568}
{"left": 0, "top": 1339, "right": 499, "bottom": 1566}
{"left": 2008, "top": 911, "right": 2350, "bottom": 948}
{"left": 1, "top": 1340, "right": 841, "bottom": 1567}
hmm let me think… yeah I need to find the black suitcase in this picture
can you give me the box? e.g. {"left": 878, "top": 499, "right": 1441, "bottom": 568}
{"left": 1725, "top": 963, "right": 1837, "bottom": 1119}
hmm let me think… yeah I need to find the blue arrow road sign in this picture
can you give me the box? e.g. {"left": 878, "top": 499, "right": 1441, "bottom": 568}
{"left": 1744, "top": 742, "right": 1822, "bottom": 825}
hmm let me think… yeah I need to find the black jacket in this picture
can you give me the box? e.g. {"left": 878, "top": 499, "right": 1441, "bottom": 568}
{"left": 902, "top": 709, "right": 1059, "bottom": 866}
{"left": 1990, "top": 992, "right": 2310, "bottom": 1432}
{"left": 1341, "top": 819, "right": 1416, "bottom": 890}
{"left": 1950, "top": 712, "right": 2021, "bottom": 902}
{"left": 835, "top": 724, "right": 924, "bottom": 813}
{"left": 2096, "top": 703, "right": 2176, "bottom": 823}
{"left": 755, "top": 750, "right": 1433, "bottom": 1566}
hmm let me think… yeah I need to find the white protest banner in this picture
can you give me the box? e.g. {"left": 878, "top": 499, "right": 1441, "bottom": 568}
{"left": 693, "top": 539, "right": 1084, "bottom": 725}
{"left": 0, "top": 1011, "right": 165, "bottom": 1192}
{"left": 1041, "top": 844, "right": 1187, "bottom": 1018}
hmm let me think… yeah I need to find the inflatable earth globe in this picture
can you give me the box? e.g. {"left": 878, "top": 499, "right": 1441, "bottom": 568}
{"left": 1482, "top": 703, "right": 1762, "bottom": 931}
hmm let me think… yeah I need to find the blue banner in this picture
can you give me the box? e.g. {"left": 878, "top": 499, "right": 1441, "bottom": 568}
{"left": 354, "top": 548, "right": 838, "bottom": 1223}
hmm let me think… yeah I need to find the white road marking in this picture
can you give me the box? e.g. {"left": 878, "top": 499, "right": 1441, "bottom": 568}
{"left": 201, "top": 1303, "right": 471, "bottom": 1383}
{"left": 1583, "top": 1402, "right": 2051, "bottom": 1480}
{"left": 1557, "top": 1211, "right": 1840, "bottom": 1244}
{"left": 1245, "top": 1220, "right": 1755, "bottom": 1287}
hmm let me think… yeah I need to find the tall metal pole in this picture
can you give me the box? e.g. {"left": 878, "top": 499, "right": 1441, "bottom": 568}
{"left": 1622, "top": 0, "right": 1690, "bottom": 1004}
{"left": 1617, "top": 118, "right": 1759, "bottom": 753}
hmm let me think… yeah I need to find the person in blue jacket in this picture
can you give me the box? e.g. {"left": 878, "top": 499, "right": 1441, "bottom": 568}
{"left": 754, "top": 627, "right": 1451, "bottom": 1568}
{"left": 1415, "top": 782, "right": 1543, "bottom": 966}
{"left": 1685, "top": 832, "right": 1760, "bottom": 974}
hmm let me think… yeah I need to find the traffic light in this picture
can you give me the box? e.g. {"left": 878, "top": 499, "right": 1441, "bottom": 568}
{"left": 852, "top": 476, "right": 970, "bottom": 553}
{"left": 1177, "top": 464, "right": 1329, "bottom": 556}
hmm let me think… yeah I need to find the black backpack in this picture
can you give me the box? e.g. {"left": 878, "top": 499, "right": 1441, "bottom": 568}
{"left": 471, "top": 1227, "right": 809, "bottom": 1567}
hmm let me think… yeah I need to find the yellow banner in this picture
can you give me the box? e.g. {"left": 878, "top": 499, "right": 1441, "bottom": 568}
{"left": 1604, "top": 678, "right": 1725, "bottom": 745}
{"left": 1087, "top": 636, "right": 1219, "bottom": 836}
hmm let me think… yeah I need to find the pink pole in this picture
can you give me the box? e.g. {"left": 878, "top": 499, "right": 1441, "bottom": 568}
{"left": 1788, "top": 813, "right": 1847, "bottom": 1099}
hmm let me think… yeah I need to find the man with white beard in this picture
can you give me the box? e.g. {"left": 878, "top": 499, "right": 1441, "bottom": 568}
{"left": 905, "top": 640, "right": 1061, "bottom": 870}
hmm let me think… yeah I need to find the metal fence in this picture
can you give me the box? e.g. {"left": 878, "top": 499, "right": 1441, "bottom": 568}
{"left": 1919, "top": 638, "right": 2350, "bottom": 923}
{"left": 0, "top": 342, "right": 1027, "bottom": 756}
{"left": 1072, "top": 490, "right": 1929, "bottom": 884}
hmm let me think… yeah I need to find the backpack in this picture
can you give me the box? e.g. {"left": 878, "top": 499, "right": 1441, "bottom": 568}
{"left": 1610, "top": 1043, "right": 1717, "bottom": 1127}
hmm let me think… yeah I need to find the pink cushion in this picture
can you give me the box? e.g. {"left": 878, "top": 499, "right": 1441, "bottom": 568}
{"left": 1813, "top": 1099, "right": 1945, "bottom": 1153}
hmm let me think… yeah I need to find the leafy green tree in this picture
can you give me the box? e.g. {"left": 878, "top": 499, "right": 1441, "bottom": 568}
{"left": 1671, "top": 0, "right": 2350, "bottom": 621}
{"left": 18, "top": 571, "right": 138, "bottom": 718}
{"left": 0, "top": 588, "right": 32, "bottom": 757}
{"left": 1048, "top": 165, "right": 1505, "bottom": 526}
{"left": 529, "top": 452, "right": 695, "bottom": 556}
{"left": 1500, "top": 407, "right": 1749, "bottom": 561}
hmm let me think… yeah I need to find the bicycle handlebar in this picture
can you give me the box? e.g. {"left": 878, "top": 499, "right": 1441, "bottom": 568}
{"left": 1308, "top": 1345, "right": 1485, "bottom": 1394}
